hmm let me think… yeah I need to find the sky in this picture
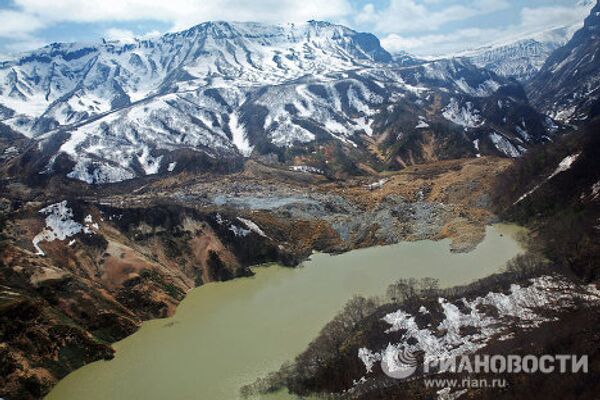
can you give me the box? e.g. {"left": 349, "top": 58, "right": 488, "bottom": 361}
{"left": 0, "top": 0, "right": 594, "bottom": 57}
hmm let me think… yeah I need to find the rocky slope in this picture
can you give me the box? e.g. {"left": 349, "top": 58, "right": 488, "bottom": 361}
{"left": 527, "top": 1, "right": 600, "bottom": 122}
{"left": 1, "top": 8, "right": 599, "bottom": 400}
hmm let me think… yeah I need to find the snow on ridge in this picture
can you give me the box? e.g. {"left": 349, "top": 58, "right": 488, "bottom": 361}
{"left": 358, "top": 275, "right": 600, "bottom": 378}
{"left": 0, "top": 19, "right": 388, "bottom": 126}
{"left": 0, "top": 20, "right": 552, "bottom": 184}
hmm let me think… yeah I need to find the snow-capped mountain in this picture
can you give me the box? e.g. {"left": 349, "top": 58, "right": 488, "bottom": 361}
{"left": 0, "top": 21, "right": 390, "bottom": 135}
{"left": 0, "top": 21, "right": 392, "bottom": 181}
{"left": 528, "top": 1, "right": 600, "bottom": 123}
{"left": 0, "top": 21, "right": 551, "bottom": 183}
{"left": 457, "top": 25, "right": 579, "bottom": 82}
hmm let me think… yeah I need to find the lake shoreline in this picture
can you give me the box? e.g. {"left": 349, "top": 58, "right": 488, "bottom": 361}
{"left": 46, "top": 224, "right": 524, "bottom": 400}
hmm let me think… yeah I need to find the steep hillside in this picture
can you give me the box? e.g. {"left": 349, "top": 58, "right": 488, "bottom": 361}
{"left": 494, "top": 117, "right": 600, "bottom": 281}
{"left": 528, "top": 1, "right": 600, "bottom": 122}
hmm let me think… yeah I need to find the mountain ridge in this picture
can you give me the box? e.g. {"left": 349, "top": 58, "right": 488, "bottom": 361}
{"left": 1, "top": 20, "right": 552, "bottom": 183}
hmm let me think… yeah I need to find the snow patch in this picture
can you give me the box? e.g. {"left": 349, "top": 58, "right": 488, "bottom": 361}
{"left": 229, "top": 225, "right": 251, "bottom": 237}
{"left": 229, "top": 113, "right": 253, "bottom": 157}
{"left": 514, "top": 152, "right": 581, "bottom": 204}
{"left": 416, "top": 116, "right": 430, "bottom": 129}
{"left": 437, "top": 388, "right": 468, "bottom": 400}
{"left": 591, "top": 180, "right": 600, "bottom": 200}
{"left": 237, "top": 217, "right": 269, "bottom": 238}
{"left": 473, "top": 139, "right": 481, "bottom": 157}
{"left": 33, "top": 201, "right": 84, "bottom": 256}
{"left": 366, "top": 178, "right": 389, "bottom": 190}
{"left": 290, "top": 165, "right": 324, "bottom": 174}
{"left": 489, "top": 132, "right": 521, "bottom": 158}
{"left": 515, "top": 125, "right": 531, "bottom": 141}
{"left": 66, "top": 157, "right": 136, "bottom": 184}
{"left": 358, "top": 348, "right": 380, "bottom": 373}
{"left": 442, "top": 98, "right": 483, "bottom": 128}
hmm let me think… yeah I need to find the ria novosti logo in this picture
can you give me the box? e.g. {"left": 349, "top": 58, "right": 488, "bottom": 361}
{"left": 381, "top": 348, "right": 418, "bottom": 379}
{"left": 382, "top": 350, "right": 588, "bottom": 380}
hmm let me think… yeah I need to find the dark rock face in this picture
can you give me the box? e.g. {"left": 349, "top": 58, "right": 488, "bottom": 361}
{"left": 528, "top": 1, "right": 600, "bottom": 122}
{"left": 350, "top": 32, "right": 392, "bottom": 63}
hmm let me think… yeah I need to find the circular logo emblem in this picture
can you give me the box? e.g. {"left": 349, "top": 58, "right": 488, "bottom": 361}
{"left": 381, "top": 348, "right": 418, "bottom": 380}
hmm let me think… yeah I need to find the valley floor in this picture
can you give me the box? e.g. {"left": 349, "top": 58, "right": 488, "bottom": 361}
{"left": 0, "top": 156, "right": 511, "bottom": 399}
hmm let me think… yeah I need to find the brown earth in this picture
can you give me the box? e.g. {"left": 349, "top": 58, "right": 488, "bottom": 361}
{"left": 0, "top": 156, "right": 511, "bottom": 399}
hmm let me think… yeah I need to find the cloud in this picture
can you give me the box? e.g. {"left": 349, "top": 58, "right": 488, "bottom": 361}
{"left": 355, "top": 0, "right": 510, "bottom": 34}
{"left": 3, "top": 37, "right": 47, "bottom": 53}
{"left": 13, "top": 0, "right": 352, "bottom": 29}
{"left": 0, "top": 9, "right": 44, "bottom": 38}
{"left": 519, "top": 5, "right": 592, "bottom": 33}
{"left": 104, "top": 28, "right": 136, "bottom": 42}
{"left": 381, "top": 28, "right": 505, "bottom": 55}
{"left": 381, "top": 1, "right": 595, "bottom": 56}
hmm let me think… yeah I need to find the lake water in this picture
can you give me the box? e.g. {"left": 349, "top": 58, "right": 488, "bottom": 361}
{"left": 46, "top": 224, "right": 523, "bottom": 400}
